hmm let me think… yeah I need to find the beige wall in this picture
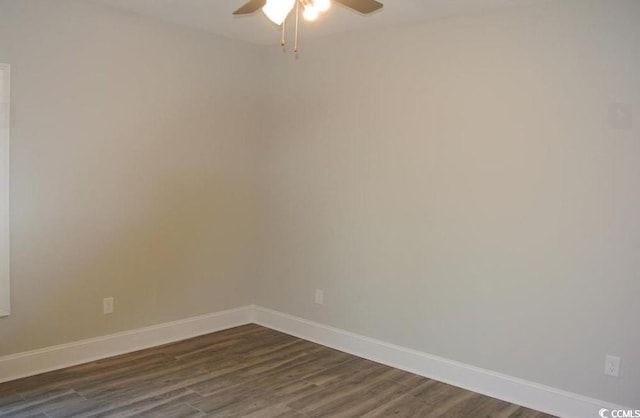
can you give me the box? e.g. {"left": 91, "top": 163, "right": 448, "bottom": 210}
{"left": 257, "top": 0, "right": 640, "bottom": 407}
{"left": 1, "top": 0, "right": 639, "bottom": 409}
{"left": 0, "top": 0, "right": 264, "bottom": 355}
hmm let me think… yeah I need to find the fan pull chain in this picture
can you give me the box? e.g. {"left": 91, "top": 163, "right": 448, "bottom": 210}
{"left": 281, "top": 19, "right": 286, "bottom": 47}
{"left": 294, "top": 0, "right": 300, "bottom": 53}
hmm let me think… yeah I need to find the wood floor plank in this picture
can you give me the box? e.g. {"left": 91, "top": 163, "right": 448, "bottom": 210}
{"left": 0, "top": 389, "right": 24, "bottom": 409}
{"left": 287, "top": 363, "right": 404, "bottom": 415}
{"left": 0, "top": 389, "right": 81, "bottom": 418}
{"left": 45, "top": 396, "right": 104, "bottom": 418}
{"left": 0, "top": 325, "right": 556, "bottom": 418}
{"left": 134, "top": 401, "right": 205, "bottom": 418}
{"left": 73, "top": 388, "right": 201, "bottom": 418}
{"left": 239, "top": 403, "right": 305, "bottom": 418}
{"left": 19, "top": 353, "right": 176, "bottom": 401}
{"left": 306, "top": 379, "right": 408, "bottom": 418}
{"left": 84, "top": 365, "right": 205, "bottom": 401}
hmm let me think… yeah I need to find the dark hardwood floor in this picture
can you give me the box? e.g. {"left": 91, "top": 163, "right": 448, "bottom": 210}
{"left": 0, "top": 324, "right": 555, "bottom": 417}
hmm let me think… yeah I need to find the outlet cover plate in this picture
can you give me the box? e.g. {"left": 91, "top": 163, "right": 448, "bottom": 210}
{"left": 103, "top": 297, "right": 114, "bottom": 315}
{"left": 605, "top": 355, "right": 620, "bottom": 377}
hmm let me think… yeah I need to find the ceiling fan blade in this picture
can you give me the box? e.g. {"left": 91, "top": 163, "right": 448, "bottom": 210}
{"left": 233, "top": 0, "right": 267, "bottom": 15}
{"left": 333, "top": 0, "right": 383, "bottom": 14}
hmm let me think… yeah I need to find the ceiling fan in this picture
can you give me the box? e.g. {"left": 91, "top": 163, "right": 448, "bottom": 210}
{"left": 233, "top": 0, "right": 384, "bottom": 52}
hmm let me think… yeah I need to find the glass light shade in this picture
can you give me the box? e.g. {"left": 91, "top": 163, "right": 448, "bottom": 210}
{"left": 262, "top": 0, "right": 296, "bottom": 25}
{"left": 313, "top": 0, "right": 330, "bottom": 12}
{"left": 303, "top": 4, "right": 319, "bottom": 21}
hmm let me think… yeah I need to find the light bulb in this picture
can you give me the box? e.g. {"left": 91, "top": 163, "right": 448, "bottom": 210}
{"left": 303, "top": 4, "right": 319, "bottom": 21}
{"left": 313, "top": 0, "right": 330, "bottom": 13}
{"left": 262, "top": 0, "right": 296, "bottom": 25}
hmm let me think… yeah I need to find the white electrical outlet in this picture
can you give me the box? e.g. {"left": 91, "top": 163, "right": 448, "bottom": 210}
{"left": 605, "top": 355, "right": 621, "bottom": 377}
{"left": 103, "top": 297, "right": 114, "bottom": 315}
{"left": 314, "top": 289, "right": 324, "bottom": 305}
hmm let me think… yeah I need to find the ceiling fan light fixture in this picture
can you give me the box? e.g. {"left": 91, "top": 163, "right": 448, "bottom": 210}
{"left": 233, "top": 0, "right": 383, "bottom": 53}
{"left": 303, "top": 4, "right": 319, "bottom": 21}
{"left": 262, "top": 0, "right": 295, "bottom": 25}
{"left": 313, "top": 0, "right": 330, "bottom": 13}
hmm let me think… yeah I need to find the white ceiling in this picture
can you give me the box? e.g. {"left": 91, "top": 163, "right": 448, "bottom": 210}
{"left": 90, "top": 0, "right": 547, "bottom": 45}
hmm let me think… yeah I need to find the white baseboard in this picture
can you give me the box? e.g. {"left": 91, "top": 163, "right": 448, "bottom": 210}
{"left": 252, "top": 305, "right": 628, "bottom": 418}
{"left": 0, "top": 305, "right": 252, "bottom": 384}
